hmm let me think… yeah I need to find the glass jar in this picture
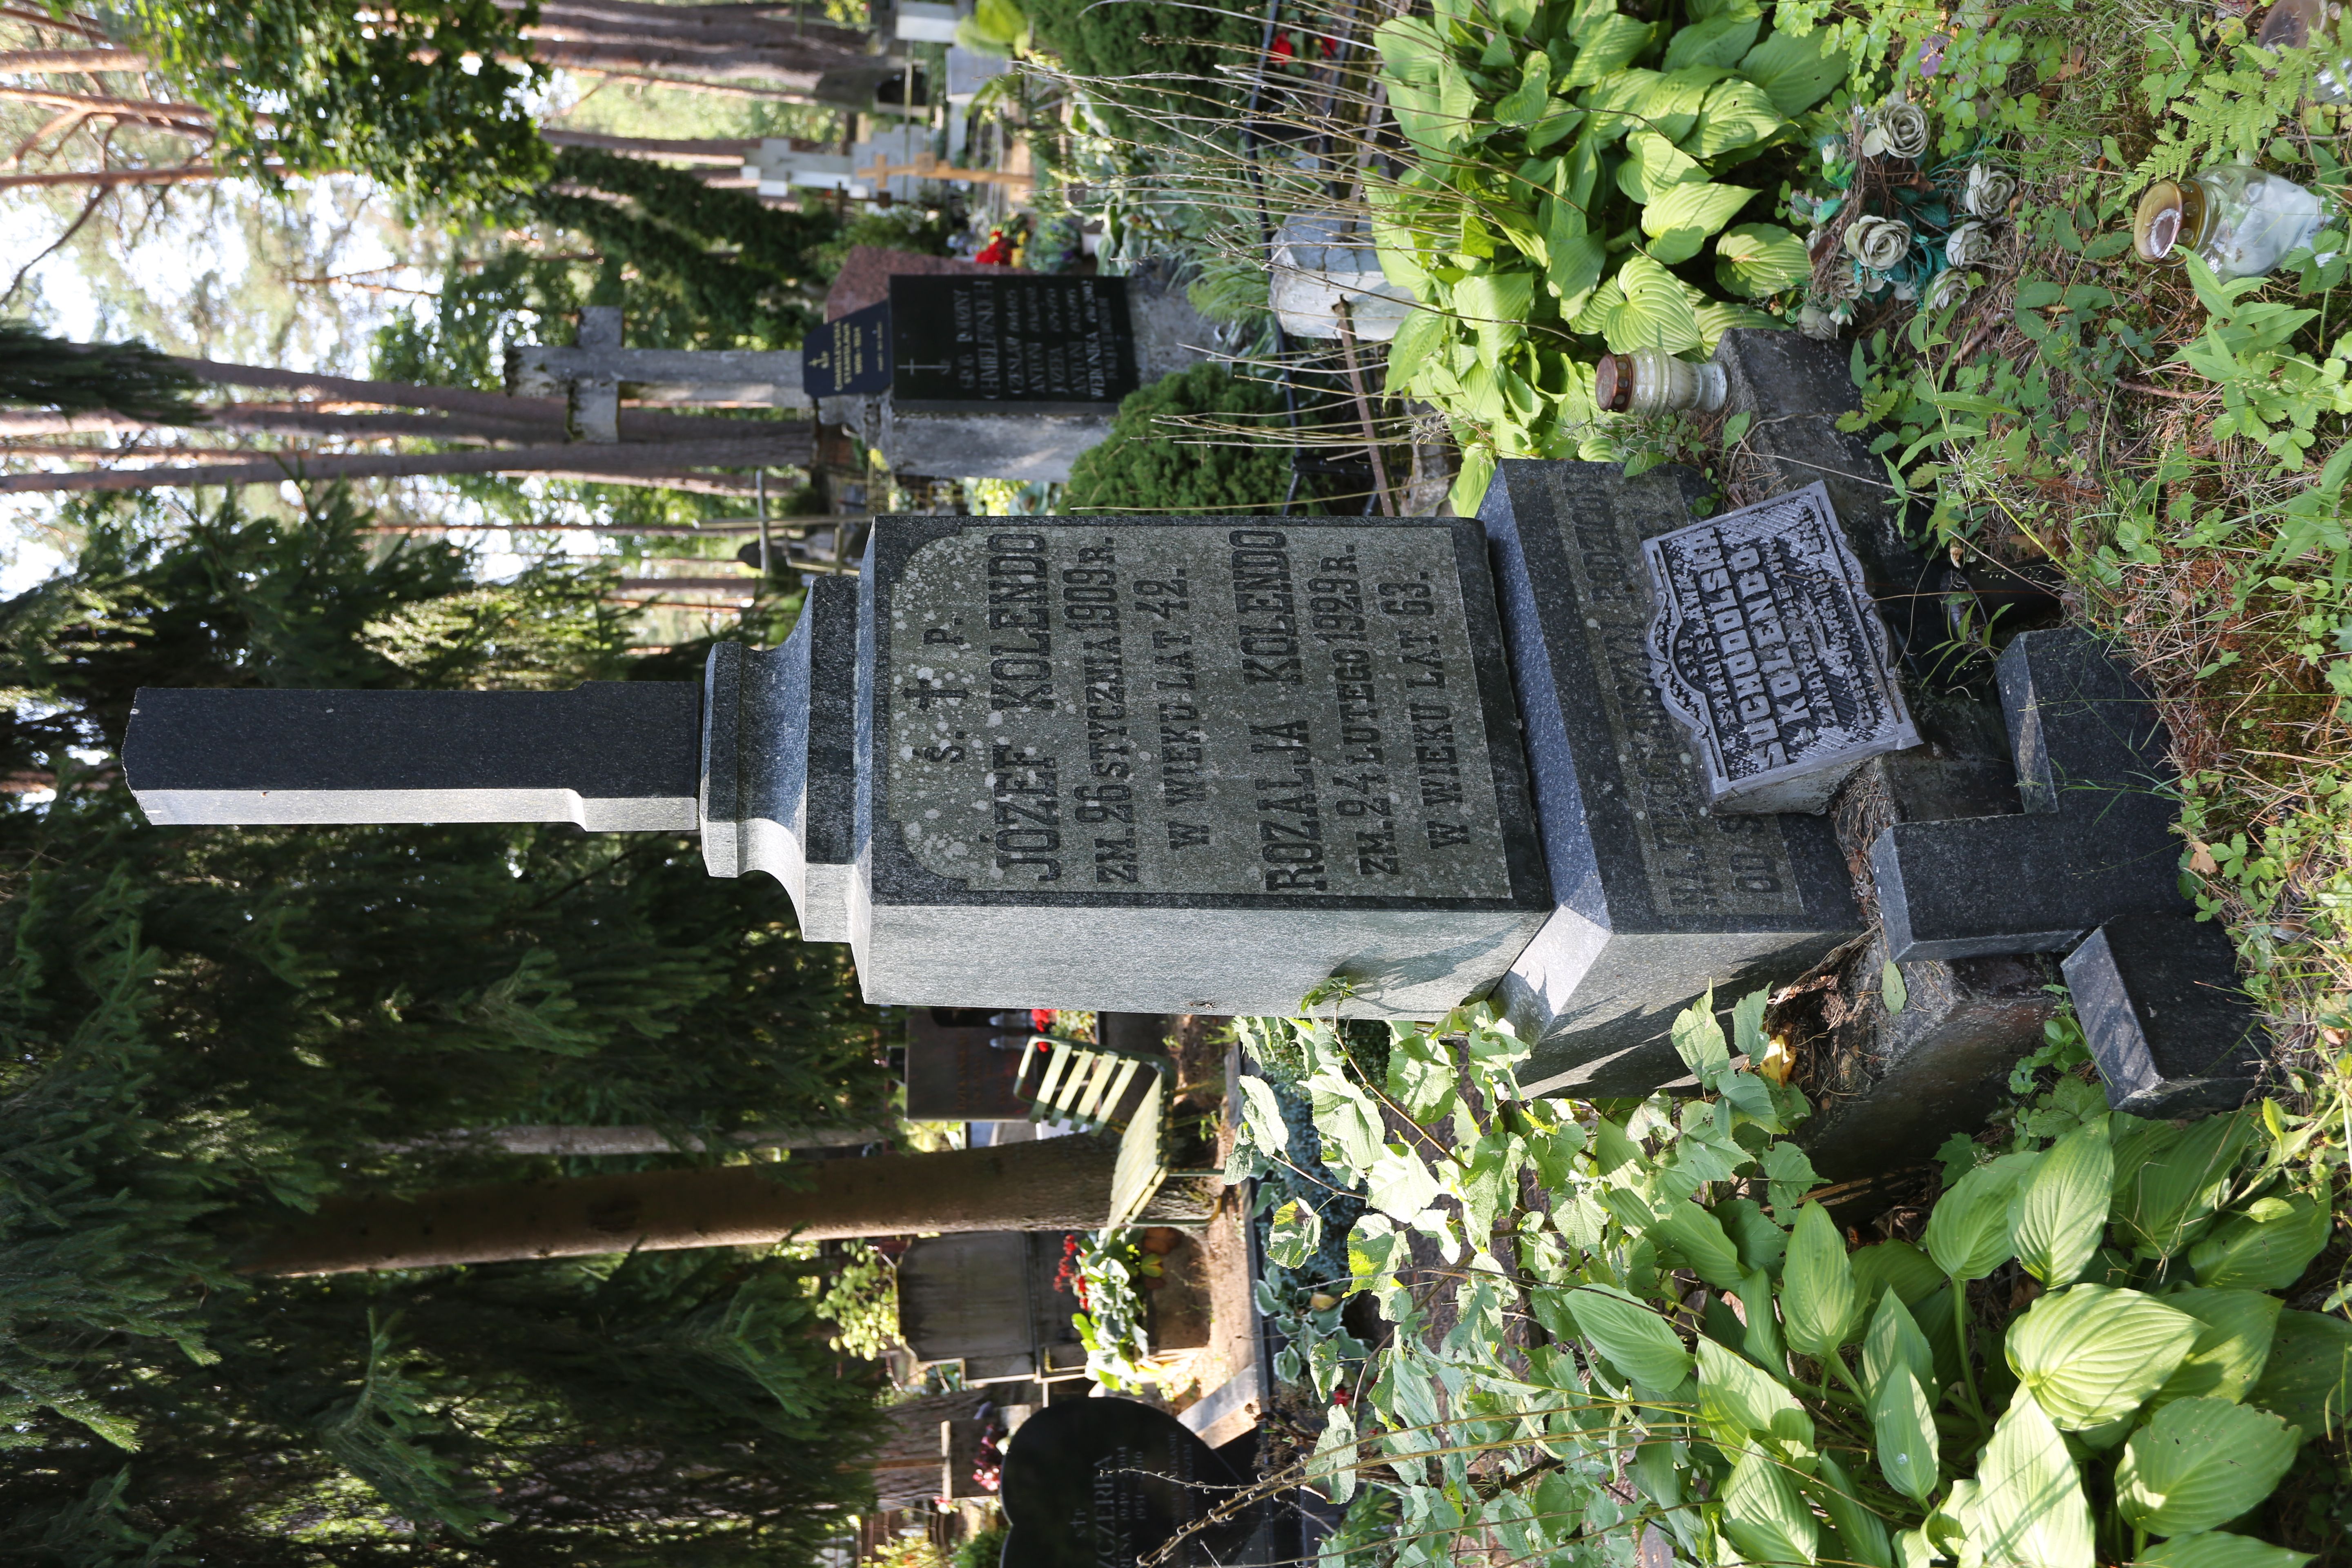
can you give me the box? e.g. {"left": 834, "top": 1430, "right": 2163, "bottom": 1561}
{"left": 2132, "top": 164, "right": 2328, "bottom": 279}
{"left": 2257, "top": 0, "right": 2350, "bottom": 105}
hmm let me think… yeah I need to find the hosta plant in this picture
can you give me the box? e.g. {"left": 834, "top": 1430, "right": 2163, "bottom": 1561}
{"left": 1369, "top": 0, "right": 1849, "bottom": 508}
{"left": 1223, "top": 997, "right": 2343, "bottom": 1568}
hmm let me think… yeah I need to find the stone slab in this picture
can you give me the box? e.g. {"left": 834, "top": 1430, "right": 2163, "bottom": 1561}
{"left": 850, "top": 516, "right": 1553, "bottom": 1016}
{"left": 1001, "top": 1399, "right": 1264, "bottom": 1568}
{"left": 1477, "top": 460, "right": 1860, "bottom": 1094}
{"left": 700, "top": 574, "right": 859, "bottom": 940}
{"left": 1872, "top": 628, "right": 2185, "bottom": 961}
{"left": 1641, "top": 481, "right": 1920, "bottom": 813}
{"left": 124, "top": 684, "right": 701, "bottom": 831}
{"left": 2062, "top": 915, "right": 2267, "bottom": 1117}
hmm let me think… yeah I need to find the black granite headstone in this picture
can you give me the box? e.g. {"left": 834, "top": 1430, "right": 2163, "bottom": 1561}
{"left": 124, "top": 684, "right": 702, "bottom": 832}
{"left": 889, "top": 276, "right": 1138, "bottom": 409}
{"left": 2061, "top": 914, "right": 2267, "bottom": 1116}
{"left": 1870, "top": 629, "right": 2185, "bottom": 960}
{"left": 849, "top": 515, "right": 1554, "bottom": 1016}
{"left": 1000, "top": 1399, "right": 1262, "bottom": 1568}
{"left": 904, "top": 1008, "right": 1029, "bottom": 1120}
{"left": 804, "top": 301, "right": 892, "bottom": 397}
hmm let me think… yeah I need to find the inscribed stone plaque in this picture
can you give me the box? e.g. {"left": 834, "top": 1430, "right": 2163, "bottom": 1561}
{"left": 852, "top": 516, "right": 1553, "bottom": 1017}
{"left": 1000, "top": 1399, "right": 1262, "bottom": 1568}
{"left": 1477, "top": 461, "right": 1859, "bottom": 1094}
{"left": 889, "top": 275, "right": 1137, "bottom": 408}
{"left": 802, "top": 300, "right": 891, "bottom": 397}
{"left": 1642, "top": 482, "right": 1920, "bottom": 814}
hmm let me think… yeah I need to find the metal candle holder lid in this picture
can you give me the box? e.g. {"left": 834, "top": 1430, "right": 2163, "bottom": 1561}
{"left": 1595, "top": 353, "right": 1635, "bottom": 413}
{"left": 2258, "top": 0, "right": 2335, "bottom": 49}
{"left": 2132, "top": 178, "right": 2207, "bottom": 265}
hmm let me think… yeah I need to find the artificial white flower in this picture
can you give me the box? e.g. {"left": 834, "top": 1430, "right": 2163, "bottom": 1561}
{"left": 1798, "top": 304, "right": 1840, "bottom": 340}
{"left": 1844, "top": 214, "right": 1915, "bottom": 271}
{"left": 1857, "top": 100, "right": 1931, "bottom": 160}
{"left": 1946, "top": 220, "right": 2000, "bottom": 267}
{"left": 1964, "top": 162, "right": 2017, "bottom": 218}
{"left": 1926, "top": 269, "right": 1972, "bottom": 311}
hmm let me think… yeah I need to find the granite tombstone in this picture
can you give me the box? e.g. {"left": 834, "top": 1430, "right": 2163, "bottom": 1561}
{"left": 849, "top": 515, "right": 1554, "bottom": 1016}
{"left": 999, "top": 1399, "right": 1263, "bottom": 1568}
{"left": 1479, "top": 461, "right": 1862, "bottom": 1094}
{"left": 889, "top": 274, "right": 1138, "bottom": 410}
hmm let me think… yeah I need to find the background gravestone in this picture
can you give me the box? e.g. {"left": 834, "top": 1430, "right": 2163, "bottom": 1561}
{"left": 1478, "top": 461, "right": 1860, "bottom": 1094}
{"left": 889, "top": 275, "right": 1138, "bottom": 409}
{"left": 1000, "top": 1399, "right": 1263, "bottom": 1568}
{"left": 849, "top": 516, "right": 1554, "bottom": 1016}
{"left": 903, "top": 1007, "right": 1030, "bottom": 1120}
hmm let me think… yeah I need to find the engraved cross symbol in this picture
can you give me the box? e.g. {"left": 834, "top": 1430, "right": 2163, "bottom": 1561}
{"left": 900, "top": 678, "right": 969, "bottom": 710}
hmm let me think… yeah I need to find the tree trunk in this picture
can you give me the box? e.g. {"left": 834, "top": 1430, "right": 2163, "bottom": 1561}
{"left": 0, "top": 164, "right": 239, "bottom": 190}
{"left": 0, "top": 433, "right": 811, "bottom": 493}
{"left": 238, "top": 1136, "right": 1215, "bottom": 1275}
{"left": 170, "top": 359, "right": 568, "bottom": 421}
{"left": 540, "top": 128, "right": 765, "bottom": 165}
{"left": 376, "top": 1124, "right": 891, "bottom": 1156}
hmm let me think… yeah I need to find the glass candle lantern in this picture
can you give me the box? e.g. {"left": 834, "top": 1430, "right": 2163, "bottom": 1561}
{"left": 2258, "top": 0, "right": 2350, "bottom": 104}
{"left": 2133, "top": 164, "right": 2328, "bottom": 279}
{"left": 1595, "top": 346, "right": 1728, "bottom": 417}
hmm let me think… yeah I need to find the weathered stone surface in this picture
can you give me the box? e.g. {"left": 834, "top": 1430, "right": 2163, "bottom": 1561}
{"left": 1642, "top": 481, "right": 1920, "bottom": 814}
{"left": 1871, "top": 628, "right": 2185, "bottom": 961}
{"left": 850, "top": 516, "right": 1553, "bottom": 1016}
{"left": 124, "top": 684, "right": 701, "bottom": 831}
{"left": 2062, "top": 915, "right": 2267, "bottom": 1116}
{"left": 1478, "top": 460, "right": 1859, "bottom": 1094}
{"left": 700, "top": 573, "right": 858, "bottom": 940}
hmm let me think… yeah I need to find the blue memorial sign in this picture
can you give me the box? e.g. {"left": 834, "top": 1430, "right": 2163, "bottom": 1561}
{"left": 803, "top": 301, "right": 893, "bottom": 397}
{"left": 889, "top": 274, "right": 1138, "bottom": 408}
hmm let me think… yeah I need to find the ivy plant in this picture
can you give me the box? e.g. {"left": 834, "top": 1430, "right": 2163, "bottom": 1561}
{"left": 1368, "top": 0, "right": 1849, "bottom": 508}
{"left": 1225, "top": 998, "right": 2341, "bottom": 1568}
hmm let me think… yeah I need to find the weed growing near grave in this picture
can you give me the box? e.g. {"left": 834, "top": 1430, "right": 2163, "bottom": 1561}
{"left": 1064, "top": 1229, "right": 1158, "bottom": 1391}
{"left": 1213, "top": 1002, "right": 2346, "bottom": 1568}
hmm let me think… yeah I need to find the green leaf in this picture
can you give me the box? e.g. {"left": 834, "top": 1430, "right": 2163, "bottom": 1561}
{"left": 1694, "top": 301, "right": 1777, "bottom": 350}
{"left": 1657, "top": 1199, "right": 1746, "bottom": 1291}
{"left": 1682, "top": 77, "right": 1784, "bottom": 159}
{"left": 1307, "top": 1069, "right": 1384, "bottom": 1170}
{"left": 1723, "top": 1446, "right": 1819, "bottom": 1566}
{"left": 1974, "top": 1394, "right": 2094, "bottom": 1568}
{"left": 2191, "top": 1192, "right": 2333, "bottom": 1291}
{"left": 1671, "top": 988, "right": 1729, "bottom": 1080}
{"left": 1782, "top": 1203, "right": 1858, "bottom": 1358}
{"left": 1598, "top": 254, "right": 1704, "bottom": 354}
{"left": 1881, "top": 960, "right": 1908, "bottom": 1016}
{"left": 1616, "top": 130, "right": 1705, "bottom": 202}
{"left": 1267, "top": 1198, "right": 1322, "bottom": 1268}
{"left": 1862, "top": 1288, "right": 1936, "bottom": 1397}
{"left": 2155, "top": 1287, "right": 2283, "bottom": 1405}
{"left": 1737, "top": 27, "right": 1848, "bottom": 116}
{"left": 1556, "top": 13, "right": 1653, "bottom": 88}
{"left": 2006, "top": 1284, "right": 2201, "bottom": 1430}
{"left": 2012, "top": 1115, "right": 2113, "bottom": 1287}
{"left": 2117, "top": 1396, "right": 2301, "bottom": 1537}
{"left": 1642, "top": 181, "right": 1757, "bottom": 265}
{"left": 1718, "top": 1196, "right": 1788, "bottom": 1276}
{"left": 2249, "top": 1309, "right": 2352, "bottom": 1440}
{"left": 1870, "top": 1363, "right": 1940, "bottom": 1504}
{"left": 1813, "top": 1451, "right": 1895, "bottom": 1568}
{"left": 1760, "top": 1141, "right": 1820, "bottom": 1209}
{"left": 1924, "top": 1152, "right": 2040, "bottom": 1282}
{"left": 1363, "top": 1145, "right": 1442, "bottom": 1222}
{"left": 1664, "top": 7, "right": 1762, "bottom": 71}
{"left": 2140, "top": 1533, "right": 2315, "bottom": 1568}
{"left": 1386, "top": 1026, "right": 1458, "bottom": 1123}
{"left": 1697, "top": 1337, "right": 1815, "bottom": 1456}
{"left": 1852, "top": 1240, "right": 1944, "bottom": 1309}
{"left": 1578, "top": 67, "right": 1664, "bottom": 143}
{"left": 1455, "top": 270, "right": 1537, "bottom": 370}
{"left": 1496, "top": 50, "right": 1551, "bottom": 125}
{"left": 1383, "top": 307, "right": 1448, "bottom": 399}
{"left": 1307, "top": 1402, "right": 1357, "bottom": 1502}
{"left": 1545, "top": 222, "right": 1606, "bottom": 313}
{"left": 1238, "top": 1074, "right": 1291, "bottom": 1154}
{"left": 2116, "top": 1108, "right": 2259, "bottom": 1260}
{"left": 1562, "top": 1285, "right": 1693, "bottom": 1396}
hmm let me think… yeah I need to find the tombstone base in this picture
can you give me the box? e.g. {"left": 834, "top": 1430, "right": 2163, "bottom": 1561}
{"left": 2062, "top": 914, "right": 2267, "bottom": 1117}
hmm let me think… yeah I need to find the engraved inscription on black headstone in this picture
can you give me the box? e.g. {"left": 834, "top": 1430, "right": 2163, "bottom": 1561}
{"left": 1642, "top": 482, "right": 1919, "bottom": 815}
{"left": 889, "top": 276, "right": 1138, "bottom": 408}
{"left": 999, "top": 1399, "right": 1262, "bottom": 1568}
{"left": 803, "top": 300, "right": 893, "bottom": 398}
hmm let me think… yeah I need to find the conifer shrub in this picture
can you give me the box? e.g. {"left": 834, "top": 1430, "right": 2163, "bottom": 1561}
{"left": 1062, "top": 364, "right": 1297, "bottom": 515}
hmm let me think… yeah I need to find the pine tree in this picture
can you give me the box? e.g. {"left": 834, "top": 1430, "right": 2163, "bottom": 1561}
{"left": 0, "top": 319, "right": 205, "bottom": 422}
{"left": 0, "top": 489, "right": 894, "bottom": 1560}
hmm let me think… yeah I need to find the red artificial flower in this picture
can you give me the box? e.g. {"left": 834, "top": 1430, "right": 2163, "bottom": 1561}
{"left": 1270, "top": 32, "right": 1294, "bottom": 60}
{"left": 975, "top": 231, "right": 1016, "bottom": 266}
{"left": 1030, "top": 1007, "right": 1056, "bottom": 1030}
